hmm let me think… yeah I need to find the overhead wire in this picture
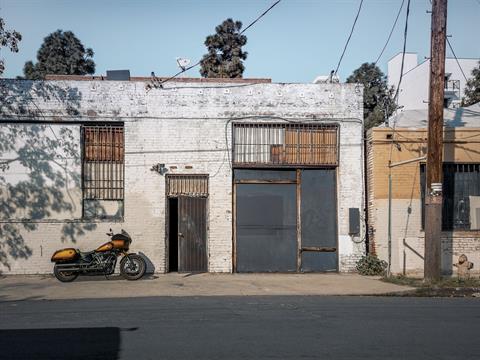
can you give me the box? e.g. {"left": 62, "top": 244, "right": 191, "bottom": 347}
{"left": 334, "top": 0, "right": 364, "bottom": 76}
{"left": 374, "top": 0, "right": 405, "bottom": 66}
{"left": 392, "top": 0, "right": 411, "bottom": 106}
{"left": 427, "top": 0, "right": 469, "bottom": 84}
{"left": 385, "top": 0, "right": 411, "bottom": 276}
{"left": 446, "top": 37, "right": 469, "bottom": 83}
{"left": 155, "top": 0, "right": 282, "bottom": 87}
{"left": 239, "top": 0, "right": 282, "bottom": 35}
{"left": 388, "top": 0, "right": 412, "bottom": 179}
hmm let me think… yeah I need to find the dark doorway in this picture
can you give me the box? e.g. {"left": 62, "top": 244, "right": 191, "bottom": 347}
{"left": 168, "top": 198, "right": 178, "bottom": 272}
{"left": 166, "top": 175, "right": 209, "bottom": 273}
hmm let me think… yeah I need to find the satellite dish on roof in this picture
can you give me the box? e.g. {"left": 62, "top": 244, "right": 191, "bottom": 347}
{"left": 176, "top": 58, "right": 191, "bottom": 71}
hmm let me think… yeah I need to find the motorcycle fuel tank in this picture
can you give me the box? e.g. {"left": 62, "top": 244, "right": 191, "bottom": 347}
{"left": 51, "top": 248, "right": 79, "bottom": 262}
{"left": 111, "top": 239, "right": 130, "bottom": 250}
{"left": 95, "top": 242, "right": 114, "bottom": 252}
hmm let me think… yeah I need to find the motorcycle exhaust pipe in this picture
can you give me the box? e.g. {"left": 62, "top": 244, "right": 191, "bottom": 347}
{"left": 55, "top": 263, "right": 101, "bottom": 272}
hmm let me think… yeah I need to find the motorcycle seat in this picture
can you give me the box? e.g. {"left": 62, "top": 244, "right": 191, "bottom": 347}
{"left": 80, "top": 250, "right": 95, "bottom": 257}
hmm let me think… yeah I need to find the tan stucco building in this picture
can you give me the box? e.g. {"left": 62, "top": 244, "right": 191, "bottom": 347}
{"left": 367, "top": 104, "right": 480, "bottom": 276}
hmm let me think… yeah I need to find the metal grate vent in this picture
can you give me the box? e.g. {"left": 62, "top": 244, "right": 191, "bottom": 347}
{"left": 167, "top": 175, "right": 209, "bottom": 198}
{"left": 233, "top": 123, "right": 338, "bottom": 167}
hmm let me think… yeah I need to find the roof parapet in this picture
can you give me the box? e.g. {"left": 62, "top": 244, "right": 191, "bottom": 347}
{"left": 44, "top": 74, "right": 272, "bottom": 83}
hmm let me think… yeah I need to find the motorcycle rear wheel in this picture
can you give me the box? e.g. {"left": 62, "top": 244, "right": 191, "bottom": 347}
{"left": 54, "top": 265, "right": 79, "bottom": 282}
{"left": 120, "top": 254, "right": 146, "bottom": 280}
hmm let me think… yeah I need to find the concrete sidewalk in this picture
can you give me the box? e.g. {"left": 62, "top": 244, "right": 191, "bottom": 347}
{"left": 0, "top": 273, "right": 414, "bottom": 301}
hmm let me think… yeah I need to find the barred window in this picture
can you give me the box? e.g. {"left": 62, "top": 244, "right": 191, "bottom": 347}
{"left": 233, "top": 123, "right": 338, "bottom": 167}
{"left": 82, "top": 125, "right": 124, "bottom": 219}
{"left": 421, "top": 164, "right": 480, "bottom": 230}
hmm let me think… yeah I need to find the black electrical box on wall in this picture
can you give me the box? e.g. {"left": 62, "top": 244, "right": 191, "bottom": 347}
{"left": 349, "top": 208, "right": 360, "bottom": 235}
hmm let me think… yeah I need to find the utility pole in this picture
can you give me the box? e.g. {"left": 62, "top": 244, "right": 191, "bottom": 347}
{"left": 424, "top": 0, "right": 447, "bottom": 282}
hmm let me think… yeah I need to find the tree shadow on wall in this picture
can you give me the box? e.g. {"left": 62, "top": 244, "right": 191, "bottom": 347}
{"left": 0, "top": 79, "right": 81, "bottom": 118}
{"left": 0, "top": 80, "right": 99, "bottom": 270}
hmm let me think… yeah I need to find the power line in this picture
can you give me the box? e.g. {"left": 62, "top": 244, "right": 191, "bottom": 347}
{"left": 240, "top": 0, "right": 282, "bottom": 35}
{"left": 388, "top": 0, "right": 411, "bottom": 161}
{"left": 426, "top": 0, "right": 468, "bottom": 84}
{"left": 334, "top": 0, "right": 364, "bottom": 76}
{"left": 385, "top": 0, "right": 411, "bottom": 276}
{"left": 446, "top": 37, "right": 469, "bottom": 83}
{"left": 392, "top": 0, "right": 411, "bottom": 104}
{"left": 154, "top": 0, "right": 282, "bottom": 87}
{"left": 374, "top": 0, "right": 405, "bottom": 66}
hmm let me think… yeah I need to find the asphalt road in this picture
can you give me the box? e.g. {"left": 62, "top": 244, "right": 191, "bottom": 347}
{"left": 0, "top": 296, "right": 479, "bottom": 360}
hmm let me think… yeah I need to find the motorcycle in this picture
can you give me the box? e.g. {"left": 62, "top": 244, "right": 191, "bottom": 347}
{"left": 51, "top": 229, "right": 146, "bottom": 282}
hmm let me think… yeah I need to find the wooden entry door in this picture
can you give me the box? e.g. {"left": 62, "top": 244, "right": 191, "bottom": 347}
{"left": 178, "top": 196, "right": 208, "bottom": 272}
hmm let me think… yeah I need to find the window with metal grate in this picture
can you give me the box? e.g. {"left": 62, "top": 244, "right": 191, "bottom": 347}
{"left": 232, "top": 123, "right": 339, "bottom": 168}
{"left": 82, "top": 125, "right": 124, "bottom": 219}
{"left": 421, "top": 163, "right": 480, "bottom": 230}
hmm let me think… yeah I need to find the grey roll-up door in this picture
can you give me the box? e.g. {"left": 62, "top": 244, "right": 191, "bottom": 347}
{"left": 178, "top": 196, "right": 208, "bottom": 272}
{"left": 236, "top": 183, "right": 297, "bottom": 272}
{"left": 300, "top": 169, "right": 338, "bottom": 272}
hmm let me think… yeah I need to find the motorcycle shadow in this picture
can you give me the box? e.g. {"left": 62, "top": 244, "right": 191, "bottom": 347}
{"left": 74, "top": 274, "right": 159, "bottom": 282}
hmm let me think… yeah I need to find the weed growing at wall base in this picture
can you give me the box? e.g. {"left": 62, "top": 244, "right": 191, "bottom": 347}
{"left": 356, "top": 254, "right": 388, "bottom": 276}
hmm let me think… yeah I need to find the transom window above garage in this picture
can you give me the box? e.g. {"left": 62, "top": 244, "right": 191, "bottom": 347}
{"left": 232, "top": 123, "right": 338, "bottom": 167}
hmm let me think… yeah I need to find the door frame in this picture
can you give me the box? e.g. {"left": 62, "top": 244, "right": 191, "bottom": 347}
{"left": 165, "top": 174, "right": 209, "bottom": 273}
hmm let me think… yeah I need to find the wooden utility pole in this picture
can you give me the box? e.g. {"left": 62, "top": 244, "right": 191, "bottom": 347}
{"left": 424, "top": 0, "right": 447, "bottom": 282}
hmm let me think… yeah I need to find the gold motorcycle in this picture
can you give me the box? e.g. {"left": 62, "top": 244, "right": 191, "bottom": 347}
{"left": 51, "top": 229, "right": 146, "bottom": 282}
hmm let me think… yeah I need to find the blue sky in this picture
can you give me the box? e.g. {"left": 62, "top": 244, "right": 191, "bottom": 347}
{"left": 1, "top": 0, "right": 479, "bottom": 82}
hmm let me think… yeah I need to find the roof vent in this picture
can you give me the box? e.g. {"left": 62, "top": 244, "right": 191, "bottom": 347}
{"left": 106, "top": 70, "right": 130, "bottom": 81}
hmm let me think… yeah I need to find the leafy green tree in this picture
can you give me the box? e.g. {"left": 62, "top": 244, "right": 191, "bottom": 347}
{"left": 0, "top": 17, "right": 22, "bottom": 76}
{"left": 346, "top": 63, "right": 396, "bottom": 129}
{"left": 462, "top": 61, "right": 480, "bottom": 107}
{"left": 23, "top": 30, "right": 95, "bottom": 80}
{"left": 200, "top": 19, "right": 247, "bottom": 78}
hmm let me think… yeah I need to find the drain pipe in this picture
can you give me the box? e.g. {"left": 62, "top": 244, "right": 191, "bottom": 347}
{"left": 388, "top": 169, "right": 392, "bottom": 277}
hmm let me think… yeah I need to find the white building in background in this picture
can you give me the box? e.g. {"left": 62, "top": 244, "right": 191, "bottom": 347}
{"left": 388, "top": 52, "right": 479, "bottom": 111}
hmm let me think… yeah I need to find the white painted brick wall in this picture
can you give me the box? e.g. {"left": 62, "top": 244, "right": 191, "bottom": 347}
{"left": 0, "top": 79, "right": 364, "bottom": 274}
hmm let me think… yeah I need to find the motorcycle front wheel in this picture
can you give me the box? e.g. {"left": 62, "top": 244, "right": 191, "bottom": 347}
{"left": 54, "top": 265, "right": 79, "bottom": 282}
{"left": 120, "top": 254, "right": 146, "bottom": 280}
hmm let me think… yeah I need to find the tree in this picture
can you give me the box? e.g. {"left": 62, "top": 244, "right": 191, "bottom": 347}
{"left": 200, "top": 19, "right": 247, "bottom": 78}
{"left": 0, "top": 17, "right": 22, "bottom": 76}
{"left": 23, "top": 30, "right": 95, "bottom": 80}
{"left": 462, "top": 61, "right": 480, "bottom": 107}
{"left": 346, "top": 63, "right": 396, "bottom": 129}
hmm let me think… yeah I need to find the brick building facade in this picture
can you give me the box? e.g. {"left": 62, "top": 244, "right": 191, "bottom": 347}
{"left": 0, "top": 77, "right": 365, "bottom": 274}
{"left": 367, "top": 105, "right": 480, "bottom": 275}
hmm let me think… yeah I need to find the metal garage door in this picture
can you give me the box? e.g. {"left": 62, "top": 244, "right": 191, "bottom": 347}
{"left": 234, "top": 169, "right": 337, "bottom": 272}
{"left": 235, "top": 170, "right": 297, "bottom": 272}
{"left": 300, "top": 170, "right": 338, "bottom": 272}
